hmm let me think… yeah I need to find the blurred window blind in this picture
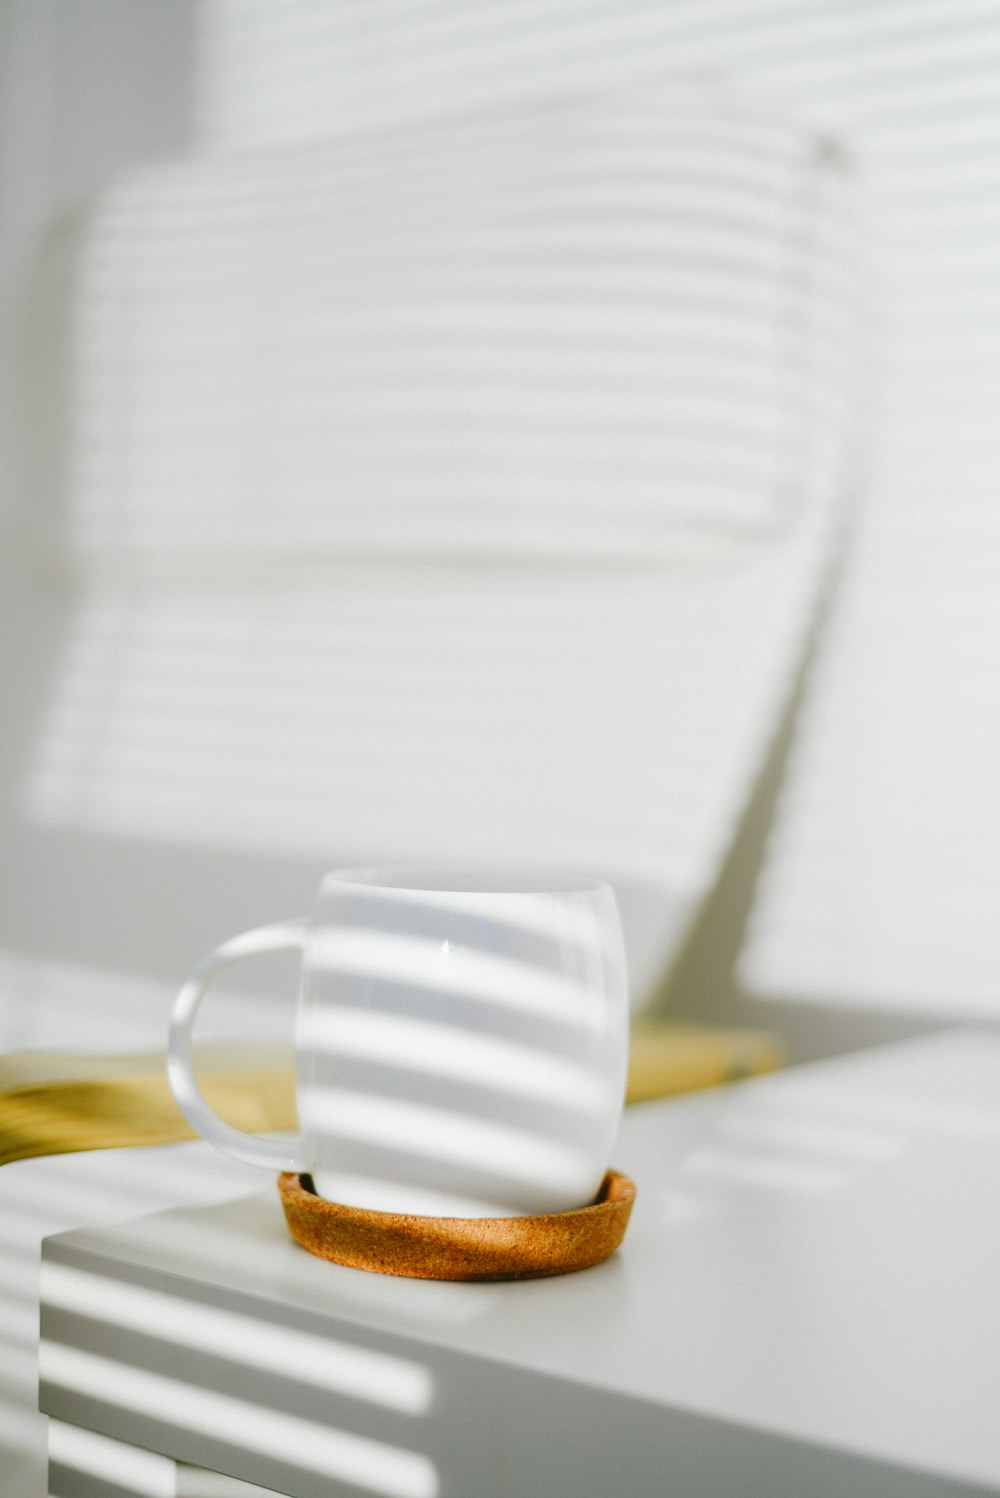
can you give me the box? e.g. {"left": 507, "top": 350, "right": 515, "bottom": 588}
{"left": 191, "top": 1, "right": 1000, "bottom": 1015}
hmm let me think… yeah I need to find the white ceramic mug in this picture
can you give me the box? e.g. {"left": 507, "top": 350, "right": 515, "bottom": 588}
{"left": 168, "top": 866, "right": 629, "bottom": 1218}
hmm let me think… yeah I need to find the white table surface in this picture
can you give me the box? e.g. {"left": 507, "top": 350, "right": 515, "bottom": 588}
{"left": 35, "top": 1029, "right": 1000, "bottom": 1497}
{"left": 1, "top": 1140, "right": 265, "bottom": 1497}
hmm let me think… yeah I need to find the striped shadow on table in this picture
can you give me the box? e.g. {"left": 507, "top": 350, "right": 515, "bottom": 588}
{"left": 48, "top": 1417, "right": 278, "bottom": 1498}
{"left": 41, "top": 1250, "right": 442, "bottom": 1498}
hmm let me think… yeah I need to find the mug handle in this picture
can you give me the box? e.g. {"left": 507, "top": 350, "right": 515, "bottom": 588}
{"left": 168, "top": 919, "right": 311, "bottom": 1174}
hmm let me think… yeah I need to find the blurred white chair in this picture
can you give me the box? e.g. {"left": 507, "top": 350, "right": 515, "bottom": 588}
{"left": 0, "top": 81, "right": 858, "bottom": 1497}
{"left": 2, "top": 87, "right": 858, "bottom": 1051}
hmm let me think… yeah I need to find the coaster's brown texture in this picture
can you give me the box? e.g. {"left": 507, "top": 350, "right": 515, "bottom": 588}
{"left": 278, "top": 1170, "right": 636, "bottom": 1281}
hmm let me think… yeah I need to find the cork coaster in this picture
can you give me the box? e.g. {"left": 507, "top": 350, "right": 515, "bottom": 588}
{"left": 278, "top": 1170, "right": 636, "bottom": 1282}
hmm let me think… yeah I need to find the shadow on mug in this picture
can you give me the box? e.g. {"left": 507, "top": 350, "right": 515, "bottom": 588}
{"left": 298, "top": 869, "right": 629, "bottom": 1219}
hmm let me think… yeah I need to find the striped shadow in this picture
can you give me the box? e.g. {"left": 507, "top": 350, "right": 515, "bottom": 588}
{"left": 41, "top": 1254, "right": 439, "bottom": 1498}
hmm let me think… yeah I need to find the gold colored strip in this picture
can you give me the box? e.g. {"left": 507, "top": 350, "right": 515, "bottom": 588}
{"left": 627, "top": 1021, "right": 783, "bottom": 1104}
{"left": 0, "top": 1069, "right": 297, "bottom": 1168}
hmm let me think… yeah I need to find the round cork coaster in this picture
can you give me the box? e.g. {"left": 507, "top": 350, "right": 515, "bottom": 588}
{"left": 277, "top": 1169, "right": 636, "bottom": 1282}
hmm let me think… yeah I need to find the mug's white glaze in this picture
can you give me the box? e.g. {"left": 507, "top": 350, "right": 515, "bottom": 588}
{"left": 170, "top": 867, "right": 629, "bottom": 1218}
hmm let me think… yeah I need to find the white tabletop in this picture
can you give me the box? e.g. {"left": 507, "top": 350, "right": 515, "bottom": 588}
{"left": 38, "top": 1029, "right": 1000, "bottom": 1497}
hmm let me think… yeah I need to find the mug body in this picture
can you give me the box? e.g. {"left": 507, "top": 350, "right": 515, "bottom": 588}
{"left": 295, "top": 866, "right": 629, "bottom": 1217}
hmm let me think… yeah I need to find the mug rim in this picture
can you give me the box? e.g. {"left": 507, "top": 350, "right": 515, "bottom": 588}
{"left": 325, "top": 864, "right": 609, "bottom": 896}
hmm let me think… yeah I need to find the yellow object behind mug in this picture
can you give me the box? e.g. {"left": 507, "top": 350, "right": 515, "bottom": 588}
{"left": 0, "top": 1023, "right": 782, "bottom": 1168}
